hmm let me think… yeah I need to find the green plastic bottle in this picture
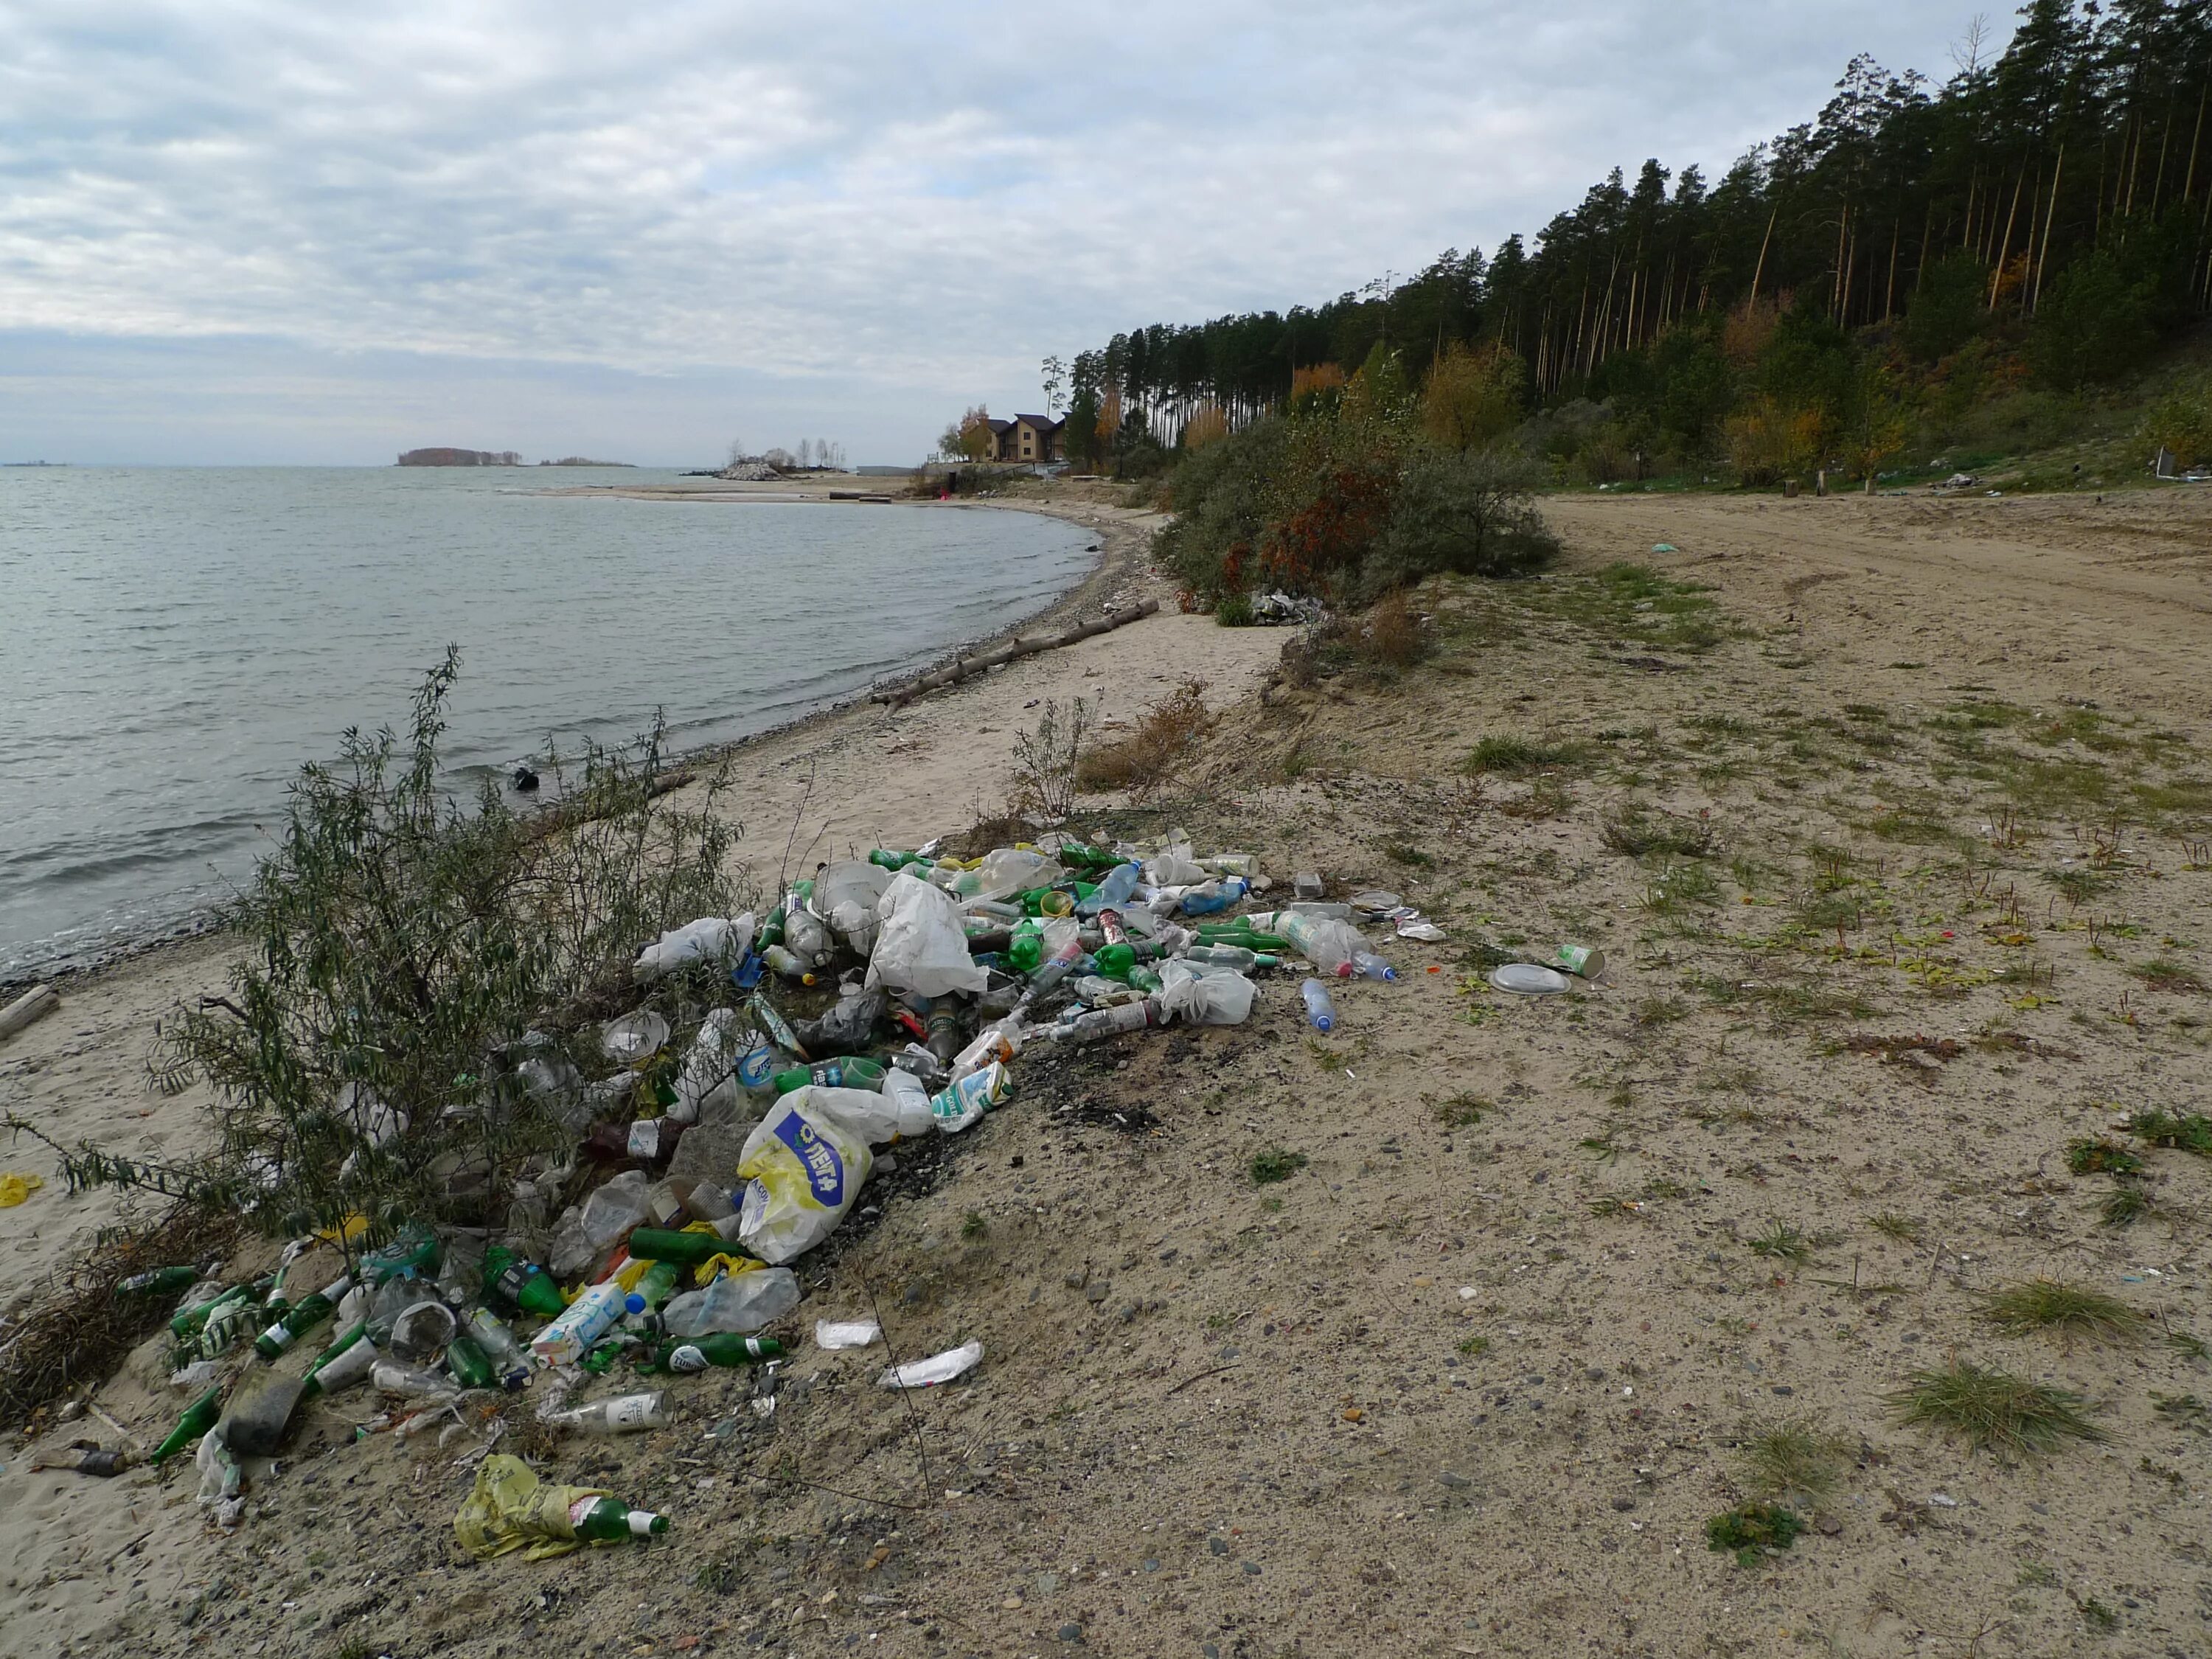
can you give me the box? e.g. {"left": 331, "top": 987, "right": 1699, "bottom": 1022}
{"left": 771, "top": 1056, "right": 885, "bottom": 1095}
{"left": 359, "top": 1224, "right": 441, "bottom": 1287}
{"left": 1091, "top": 942, "right": 1138, "bottom": 981}
{"left": 633, "top": 1258, "right": 684, "bottom": 1310}
{"left": 569, "top": 1495, "right": 669, "bottom": 1541}
{"left": 869, "top": 849, "right": 922, "bottom": 871}
{"left": 757, "top": 904, "right": 787, "bottom": 949}
{"left": 1018, "top": 887, "right": 1077, "bottom": 918}
{"left": 1055, "top": 841, "right": 1120, "bottom": 873}
{"left": 117, "top": 1265, "right": 204, "bottom": 1297}
{"left": 482, "top": 1246, "right": 569, "bottom": 1320}
{"left": 153, "top": 1385, "right": 224, "bottom": 1464}
{"left": 254, "top": 1273, "right": 352, "bottom": 1360}
{"left": 1006, "top": 920, "right": 1044, "bottom": 974}
{"left": 625, "top": 1228, "right": 731, "bottom": 1267}
{"left": 646, "top": 1332, "right": 787, "bottom": 1373}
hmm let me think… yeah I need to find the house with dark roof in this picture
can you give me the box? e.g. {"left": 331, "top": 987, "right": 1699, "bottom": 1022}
{"left": 983, "top": 414, "right": 1065, "bottom": 464}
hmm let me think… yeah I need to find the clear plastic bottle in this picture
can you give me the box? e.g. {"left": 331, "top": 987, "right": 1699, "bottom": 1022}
{"left": 1349, "top": 951, "right": 1399, "bottom": 982}
{"left": 1300, "top": 978, "right": 1338, "bottom": 1033}
{"left": 1046, "top": 1001, "right": 1161, "bottom": 1045}
{"left": 542, "top": 1391, "right": 669, "bottom": 1435}
{"left": 1278, "top": 912, "right": 1366, "bottom": 977}
{"left": 1077, "top": 862, "right": 1141, "bottom": 916}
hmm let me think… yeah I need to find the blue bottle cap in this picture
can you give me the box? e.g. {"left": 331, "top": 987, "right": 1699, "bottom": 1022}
{"left": 625, "top": 1293, "right": 647, "bottom": 1315}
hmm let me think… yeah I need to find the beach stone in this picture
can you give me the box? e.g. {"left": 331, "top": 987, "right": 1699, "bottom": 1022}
{"left": 217, "top": 1372, "right": 305, "bottom": 1456}
{"left": 1207, "top": 1537, "right": 1230, "bottom": 1557}
{"left": 1438, "top": 1470, "right": 1472, "bottom": 1489}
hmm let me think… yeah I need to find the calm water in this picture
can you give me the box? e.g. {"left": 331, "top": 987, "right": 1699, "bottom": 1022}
{"left": 0, "top": 467, "right": 1093, "bottom": 979}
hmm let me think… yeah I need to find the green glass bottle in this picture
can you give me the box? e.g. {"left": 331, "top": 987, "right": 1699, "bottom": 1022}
{"left": 625, "top": 1228, "right": 731, "bottom": 1268}
{"left": 170, "top": 1284, "right": 245, "bottom": 1339}
{"left": 303, "top": 1319, "right": 368, "bottom": 1380}
{"left": 771, "top": 1056, "right": 885, "bottom": 1095}
{"left": 254, "top": 1273, "right": 352, "bottom": 1360}
{"left": 568, "top": 1495, "right": 669, "bottom": 1541}
{"left": 646, "top": 1332, "right": 787, "bottom": 1373}
{"left": 117, "top": 1265, "right": 204, "bottom": 1297}
{"left": 1055, "top": 841, "right": 1119, "bottom": 873}
{"left": 153, "top": 1385, "right": 224, "bottom": 1464}
{"left": 445, "top": 1331, "right": 496, "bottom": 1391}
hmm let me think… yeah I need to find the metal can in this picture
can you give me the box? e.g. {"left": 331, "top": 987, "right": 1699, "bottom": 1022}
{"left": 1550, "top": 944, "right": 1607, "bottom": 980}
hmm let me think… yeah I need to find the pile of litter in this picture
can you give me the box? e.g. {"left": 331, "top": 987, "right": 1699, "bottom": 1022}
{"left": 83, "top": 830, "right": 1600, "bottom": 1554}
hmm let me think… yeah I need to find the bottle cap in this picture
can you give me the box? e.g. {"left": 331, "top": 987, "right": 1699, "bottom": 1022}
{"left": 625, "top": 1293, "right": 647, "bottom": 1315}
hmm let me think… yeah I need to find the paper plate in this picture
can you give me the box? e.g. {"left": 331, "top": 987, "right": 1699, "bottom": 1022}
{"left": 1489, "top": 963, "right": 1573, "bottom": 995}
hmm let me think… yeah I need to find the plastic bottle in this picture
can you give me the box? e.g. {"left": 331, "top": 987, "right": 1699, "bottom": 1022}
{"left": 1179, "top": 877, "right": 1250, "bottom": 917}
{"left": 1004, "top": 920, "right": 1044, "bottom": 975}
{"left": 1300, "top": 978, "right": 1338, "bottom": 1033}
{"left": 1349, "top": 951, "right": 1399, "bottom": 982}
{"left": 152, "top": 1385, "right": 223, "bottom": 1464}
{"left": 923, "top": 1000, "right": 963, "bottom": 1067}
{"left": 532, "top": 1279, "right": 630, "bottom": 1366}
{"left": 761, "top": 945, "right": 818, "bottom": 985}
{"left": 882, "top": 1068, "right": 937, "bottom": 1138}
{"left": 253, "top": 1273, "right": 352, "bottom": 1360}
{"left": 950, "top": 1017, "right": 1024, "bottom": 1081}
{"left": 869, "top": 848, "right": 922, "bottom": 871}
{"left": 482, "top": 1247, "right": 569, "bottom": 1320}
{"left": 782, "top": 902, "right": 833, "bottom": 969}
{"left": 1277, "top": 911, "right": 1366, "bottom": 977}
{"left": 772, "top": 1056, "right": 884, "bottom": 1094}
{"left": 644, "top": 1332, "right": 787, "bottom": 1373}
{"left": 171, "top": 1283, "right": 246, "bottom": 1340}
{"left": 570, "top": 1495, "right": 669, "bottom": 1540}
{"left": 117, "top": 1265, "right": 204, "bottom": 1297}
{"left": 747, "top": 992, "right": 810, "bottom": 1060}
{"left": 1054, "top": 839, "right": 1121, "bottom": 874}
{"left": 1077, "top": 862, "right": 1141, "bottom": 916}
{"left": 543, "top": 1391, "right": 669, "bottom": 1435}
{"left": 755, "top": 904, "right": 786, "bottom": 949}
{"left": 1072, "top": 975, "right": 1147, "bottom": 1006}
{"left": 465, "top": 1308, "right": 532, "bottom": 1385}
{"left": 1018, "top": 887, "right": 1077, "bottom": 918}
{"left": 1180, "top": 944, "right": 1270, "bottom": 970}
{"left": 371, "top": 1358, "right": 459, "bottom": 1399}
{"left": 928, "top": 1061, "right": 1011, "bottom": 1132}
{"left": 360, "top": 1224, "right": 442, "bottom": 1287}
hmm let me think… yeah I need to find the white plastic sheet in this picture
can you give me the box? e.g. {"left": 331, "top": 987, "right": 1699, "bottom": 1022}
{"left": 866, "top": 874, "right": 987, "bottom": 998}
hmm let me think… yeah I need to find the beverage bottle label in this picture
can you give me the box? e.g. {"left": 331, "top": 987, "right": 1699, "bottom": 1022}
{"left": 665, "top": 1344, "right": 708, "bottom": 1374}
{"left": 605, "top": 1392, "right": 663, "bottom": 1428}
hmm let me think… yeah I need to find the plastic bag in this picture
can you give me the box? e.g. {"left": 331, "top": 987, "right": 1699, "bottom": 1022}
{"left": 866, "top": 874, "right": 987, "bottom": 999}
{"left": 671, "top": 1008, "right": 745, "bottom": 1124}
{"left": 967, "top": 847, "right": 1057, "bottom": 902}
{"left": 811, "top": 862, "right": 893, "bottom": 956}
{"left": 454, "top": 1454, "right": 608, "bottom": 1561}
{"left": 795, "top": 987, "right": 888, "bottom": 1057}
{"left": 550, "top": 1169, "right": 651, "bottom": 1279}
{"left": 878, "top": 1339, "right": 984, "bottom": 1389}
{"left": 633, "top": 914, "right": 754, "bottom": 984}
{"left": 661, "top": 1265, "right": 801, "bottom": 1337}
{"left": 803, "top": 1082, "right": 904, "bottom": 1147}
{"left": 815, "top": 1318, "right": 881, "bottom": 1349}
{"left": 734, "top": 1094, "right": 874, "bottom": 1264}
{"left": 1155, "top": 961, "right": 1257, "bottom": 1026}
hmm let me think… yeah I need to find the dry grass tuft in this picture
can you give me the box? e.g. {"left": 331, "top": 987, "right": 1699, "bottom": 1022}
{"left": 1078, "top": 678, "right": 1213, "bottom": 798}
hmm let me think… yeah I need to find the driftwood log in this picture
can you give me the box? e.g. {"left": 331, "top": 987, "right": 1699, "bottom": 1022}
{"left": 872, "top": 599, "right": 1160, "bottom": 708}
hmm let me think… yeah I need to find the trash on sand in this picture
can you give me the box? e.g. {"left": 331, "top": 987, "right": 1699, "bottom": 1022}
{"left": 1489, "top": 964, "right": 1574, "bottom": 995}
{"left": 1548, "top": 945, "right": 1607, "bottom": 980}
{"left": 633, "top": 914, "right": 754, "bottom": 984}
{"left": 734, "top": 1093, "right": 874, "bottom": 1263}
{"left": 0, "top": 1172, "right": 44, "bottom": 1207}
{"left": 1301, "top": 978, "right": 1338, "bottom": 1032}
{"left": 31, "top": 1444, "right": 130, "bottom": 1476}
{"left": 815, "top": 1318, "right": 883, "bottom": 1349}
{"left": 456, "top": 1454, "right": 666, "bottom": 1559}
{"left": 879, "top": 1340, "right": 984, "bottom": 1389}
{"left": 540, "top": 1391, "right": 669, "bottom": 1436}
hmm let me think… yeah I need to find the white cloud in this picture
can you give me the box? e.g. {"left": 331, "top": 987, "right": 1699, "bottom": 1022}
{"left": 0, "top": 0, "right": 2005, "bottom": 462}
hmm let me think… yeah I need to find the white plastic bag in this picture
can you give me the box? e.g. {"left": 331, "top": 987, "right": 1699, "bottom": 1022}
{"left": 802, "top": 1082, "right": 905, "bottom": 1147}
{"left": 812, "top": 863, "right": 894, "bottom": 956}
{"left": 815, "top": 1318, "right": 881, "bottom": 1350}
{"left": 866, "top": 874, "right": 987, "bottom": 998}
{"left": 550, "top": 1169, "right": 652, "bottom": 1279}
{"left": 671, "top": 1007, "right": 745, "bottom": 1124}
{"left": 878, "top": 1339, "right": 983, "bottom": 1389}
{"left": 1155, "top": 961, "right": 1257, "bottom": 1026}
{"left": 968, "top": 847, "right": 1057, "bottom": 902}
{"left": 735, "top": 1093, "right": 874, "bottom": 1264}
{"left": 661, "top": 1266, "right": 801, "bottom": 1337}
{"left": 632, "top": 914, "right": 754, "bottom": 983}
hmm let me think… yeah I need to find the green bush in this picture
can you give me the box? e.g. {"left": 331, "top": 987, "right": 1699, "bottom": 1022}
{"left": 2030, "top": 251, "right": 2155, "bottom": 391}
{"left": 2143, "top": 376, "right": 2212, "bottom": 469}
{"left": 1904, "top": 251, "right": 1989, "bottom": 364}
{"left": 1366, "top": 447, "right": 1557, "bottom": 594}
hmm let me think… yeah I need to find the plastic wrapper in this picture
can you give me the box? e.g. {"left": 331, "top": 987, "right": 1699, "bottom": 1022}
{"left": 549, "top": 1170, "right": 651, "bottom": 1279}
{"left": 1155, "top": 961, "right": 1257, "bottom": 1026}
{"left": 453, "top": 1454, "right": 610, "bottom": 1561}
{"left": 866, "top": 874, "right": 987, "bottom": 999}
{"left": 815, "top": 1318, "right": 882, "bottom": 1349}
{"left": 878, "top": 1339, "right": 984, "bottom": 1389}
{"left": 632, "top": 914, "right": 754, "bottom": 984}
{"left": 660, "top": 1265, "right": 801, "bottom": 1337}
{"left": 734, "top": 1093, "right": 874, "bottom": 1264}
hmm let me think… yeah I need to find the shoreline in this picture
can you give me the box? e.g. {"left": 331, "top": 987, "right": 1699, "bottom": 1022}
{"left": 0, "top": 490, "right": 1136, "bottom": 1000}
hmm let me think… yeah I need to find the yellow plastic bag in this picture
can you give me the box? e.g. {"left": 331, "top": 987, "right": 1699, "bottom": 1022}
{"left": 734, "top": 1091, "right": 872, "bottom": 1265}
{"left": 0, "top": 1172, "right": 44, "bottom": 1208}
{"left": 453, "top": 1454, "right": 606, "bottom": 1562}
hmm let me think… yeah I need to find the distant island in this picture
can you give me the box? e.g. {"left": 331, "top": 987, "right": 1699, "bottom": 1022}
{"left": 396, "top": 448, "right": 521, "bottom": 467}
{"left": 536, "top": 457, "right": 634, "bottom": 467}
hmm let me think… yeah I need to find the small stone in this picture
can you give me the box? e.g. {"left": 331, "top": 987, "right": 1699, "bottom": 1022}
{"left": 1437, "top": 1470, "right": 1472, "bottom": 1489}
{"left": 1085, "top": 1282, "right": 1109, "bottom": 1304}
{"left": 1610, "top": 1495, "right": 1636, "bottom": 1512}
{"left": 1204, "top": 1646, "right": 1222, "bottom": 1659}
{"left": 1583, "top": 1367, "right": 1606, "bottom": 1381}
{"left": 1141, "top": 1559, "right": 1160, "bottom": 1572}
{"left": 1815, "top": 1512, "right": 1843, "bottom": 1536}
{"left": 1064, "top": 1269, "right": 1088, "bottom": 1288}
{"left": 1058, "top": 1624, "right": 1085, "bottom": 1644}
{"left": 1208, "top": 1537, "right": 1230, "bottom": 1557}
{"left": 1241, "top": 1561, "right": 1262, "bottom": 1576}
{"left": 1771, "top": 1385, "right": 1794, "bottom": 1397}
{"left": 1035, "top": 1573, "right": 1060, "bottom": 1595}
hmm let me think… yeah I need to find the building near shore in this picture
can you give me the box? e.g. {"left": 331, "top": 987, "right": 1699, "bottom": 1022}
{"left": 981, "top": 415, "right": 1064, "bottom": 465}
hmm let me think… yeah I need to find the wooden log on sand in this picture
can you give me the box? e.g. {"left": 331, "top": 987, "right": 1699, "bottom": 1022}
{"left": 872, "top": 599, "right": 1160, "bottom": 707}
{"left": 0, "top": 984, "right": 60, "bottom": 1046}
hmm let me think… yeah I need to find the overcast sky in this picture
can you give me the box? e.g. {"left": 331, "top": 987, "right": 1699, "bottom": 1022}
{"left": 1, "top": 1, "right": 2007, "bottom": 467}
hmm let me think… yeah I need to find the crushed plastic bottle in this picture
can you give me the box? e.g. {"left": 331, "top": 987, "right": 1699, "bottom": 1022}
{"left": 928, "top": 1060, "right": 1011, "bottom": 1132}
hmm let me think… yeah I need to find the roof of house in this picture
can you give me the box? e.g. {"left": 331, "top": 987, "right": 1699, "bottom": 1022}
{"left": 984, "top": 419, "right": 1015, "bottom": 434}
{"left": 1010, "top": 414, "right": 1064, "bottom": 431}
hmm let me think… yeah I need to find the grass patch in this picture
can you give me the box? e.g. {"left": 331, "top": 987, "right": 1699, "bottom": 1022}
{"left": 1746, "top": 1220, "right": 1812, "bottom": 1265}
{"left": 1458, "top": 1335, "right": 1489, "bottom": 1356}
{"left": 1705, "top": 1502, "right": 1805, "bottom": 1568}
{"left": 2099, "top": 1187, "right": 2153, "bottom": 1228}
{"left": 1867, "top": 1212, "right": 1923, "bottom": 1244}
{"left": 1633, "top": 995, "right": 1689, "bottom": 1028}
{"left": 1077, "top": 678, "right": 1212, "bottom": 798}
{"left": 1601, "top": 804, "right": 1717, "bottom": 859}
{"left": 1739, "top": 1419, "right": 1849, "bottom": 1502}
{"left": 2066, "top": 1137, "right": 2144, "bottom": 1176}
{"left": 1248, "top": 1147, "right": 1308, "bottom": 1186}
{"left": 2129, "top": 1108, "right": 2212, "bottom": 1155}
{"left": 960, "top": 1209, "right": 990, "bottom": 1240}
{"left": 1466, "top": 734, "right": 1582, "bottom": 776}
{"left": 2129, "top": 959, "right": 2206, "bottom": 993}
{"left": 1888, "top": 1360, "right": 2104, "bottom": 1456}
{"left": 1981, "top": 1279, "right": 2147, "bottom": 1343}
{"left": 1432, "top": 1093, "right": 1491, "bottom": 1128}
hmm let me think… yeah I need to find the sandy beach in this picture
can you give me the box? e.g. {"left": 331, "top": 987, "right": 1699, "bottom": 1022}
{"left": 4, "top": 484, "right": 2210, "bottom": 1658}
